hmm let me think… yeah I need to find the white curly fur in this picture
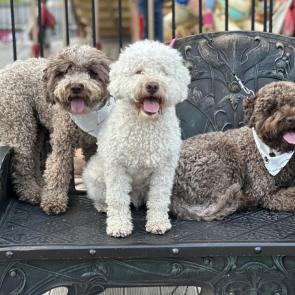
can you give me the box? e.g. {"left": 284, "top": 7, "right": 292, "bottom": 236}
{"left": 83, "top": 40, "right": 191, "bottom": 237}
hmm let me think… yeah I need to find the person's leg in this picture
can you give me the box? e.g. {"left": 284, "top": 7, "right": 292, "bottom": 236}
{"left": 137, "top": 0, "right": 163, "bottom": 41}
{"left": 213, "top": 8, "right": 241, "bottom": 31}
{"left": 164, "top": 3, "right": 192, "bottom": 40}
{"left": 154, "top": 0, "right": 163, "bottom": 41}
{"left": 137, "top": 0, "right": 147, "bottom": 38}
{"left": 130, "top": 0, "right": 141, "bottom": 41}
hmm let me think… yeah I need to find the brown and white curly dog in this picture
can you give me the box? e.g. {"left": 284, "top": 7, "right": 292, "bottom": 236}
{"left": 0, "top": 45, "right": 109, "bottom": 214}
{"left": 172, "top": 81, "right": 295, "bottom": 220}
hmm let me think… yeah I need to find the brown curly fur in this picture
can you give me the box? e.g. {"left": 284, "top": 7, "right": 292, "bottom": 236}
{"left": 0, "top": 45, "right": 109, "bottom": 215}
{"left": 171, "top": 81, "right": 295, "bottom": 221}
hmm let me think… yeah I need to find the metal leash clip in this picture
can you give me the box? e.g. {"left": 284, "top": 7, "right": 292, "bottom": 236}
{"left": 234, "top": 74, "right": 255, "bottom": 96}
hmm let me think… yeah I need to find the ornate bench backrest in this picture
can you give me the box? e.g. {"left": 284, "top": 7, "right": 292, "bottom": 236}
{"left": 175, "top": 31, "right": 295, "bottom": 140}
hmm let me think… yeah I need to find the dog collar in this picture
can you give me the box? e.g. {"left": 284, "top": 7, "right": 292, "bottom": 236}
{"left": 252, "top": 128, "right": 294, "bottom": 176}
{"left": 69, "top": 97, "right": 116, "bottom": 137}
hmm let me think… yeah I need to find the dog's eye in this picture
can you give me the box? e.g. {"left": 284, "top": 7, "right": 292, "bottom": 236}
{"left": 88, "top": 69, "right": 98, "bottom": 79}
{"left": 135, "top": 70, "right": 143, "bottom": 75}
{"left": 263, "top": 100, "right": 278, "bottom": 116}
{"left": 55, "top": 71, "right": 64, "bottom": 79}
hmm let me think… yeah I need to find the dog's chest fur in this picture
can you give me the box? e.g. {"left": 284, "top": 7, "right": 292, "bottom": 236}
{"left": 122, "top": 121, "right": 172, "bottom": 168}
{"left": 100, "top": 102, "right": 181, "bottom": 198}
{"left": 236, "top": 128, "right": 295, "bottom": 201}
{"left": 103, "top": 103, "right": 180, "bottom": 166}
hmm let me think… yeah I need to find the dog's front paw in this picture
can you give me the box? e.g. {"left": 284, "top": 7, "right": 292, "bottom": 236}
{"left": 40, "top": 192, "right": 68, "bottom": 215}
{"left": 106, "top": 218, "right": 133, "bottom": 238}
{"left": 17, "top": 182, "right": 41, "bottom": 205}
{"left": 146, "top": 219, "right": 172, "bottom": 235}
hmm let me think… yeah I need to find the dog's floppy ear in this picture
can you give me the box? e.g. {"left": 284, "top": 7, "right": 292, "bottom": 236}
{"left": 42, "top": 66, "right": 56, "bottom": 105}
{"left": 243, "top": 94, "right": 257, "bottom": 127}
{"left": 107, "top": 61, "right": 122, "bottom": 99}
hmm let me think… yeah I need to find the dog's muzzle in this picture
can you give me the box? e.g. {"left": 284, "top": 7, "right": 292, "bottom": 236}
{"left": 67, "top": 83, "right": 89, "bottom": 114}
{"left": 280, "top": 116, "right": 295, "bottom": 145}
{"left": 137, "top": 82, "right": 164, "bottom": 116}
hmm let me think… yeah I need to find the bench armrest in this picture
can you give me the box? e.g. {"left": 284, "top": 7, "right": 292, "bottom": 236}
{"left": 0, "top": 146, "right": 12, "bottom": 204}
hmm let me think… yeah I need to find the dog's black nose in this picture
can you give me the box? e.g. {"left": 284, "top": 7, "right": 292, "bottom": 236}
{"left": 146, "top": 82, "right": 159, "bottom": 95}
{"left": 287, "top": 116, "right": 295, "bottom": 125}
{"left": 71, "top": 83, "right": 84, "bottom": 94}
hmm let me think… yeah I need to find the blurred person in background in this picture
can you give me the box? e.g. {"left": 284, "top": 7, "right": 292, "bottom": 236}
{"left": 203, "top": 0, "right": 215, "bottom": 31}
{"left": 130, "top": 0, "right": 141, "bottom": 41}
{"left": 281, "top": 0, "right": 295, "bottom": 36}
{"left": 28, "top": 0, "right": 56, "bottom": 57}
{"left": 164, "top": 0, "right": 199, "bottom": 40}
{"left": 271, "top": 0, "right": 292, "bottom": 34}
{"left": 130, "top": 0, "right": 289, "bottom": 43}
{"left": 206, "top": 0, "right": 263, "bottom": 31}
{"left": 137, "top": 0, "right": 164, "bottom": 41}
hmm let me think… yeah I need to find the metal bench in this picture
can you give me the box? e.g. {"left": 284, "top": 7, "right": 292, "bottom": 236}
{"left": 1, "top": 31, "right": 295, "bottom": 295}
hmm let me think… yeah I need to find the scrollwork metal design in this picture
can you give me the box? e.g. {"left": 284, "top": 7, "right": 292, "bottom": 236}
{"left": 0, "top": 263, "right": 26, "bottom": 295}
{"left": 175, "top": 32, "right": 295, "bottom": 139}
{"left": 216, "top": 259, "right": 290, "bottom": 295}
{"left": 0, "top": 256, "right": 293, "bottom": 294}
{"left": 0, "top": 261, "right": 109, "bottom": 295}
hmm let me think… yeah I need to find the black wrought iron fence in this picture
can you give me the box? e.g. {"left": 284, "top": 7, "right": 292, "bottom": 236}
{"left": 5, "top": 0, "right": 274, "bottom": 61}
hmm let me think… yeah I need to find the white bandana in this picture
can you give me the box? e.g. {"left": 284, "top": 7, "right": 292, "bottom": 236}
{"left": 69, "top": 97, "right": 116, "bottom": 138}
{"left": 252, "top": 128, "right": 294, "bottom": 176}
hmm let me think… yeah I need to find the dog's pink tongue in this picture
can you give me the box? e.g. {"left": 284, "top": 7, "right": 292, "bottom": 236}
{"left": 143, "top": 98, "right": 160, "bottom": 113}
{"left": 70, "top": 98, "right": 85, "bottom": 114}
{"left": 283, "top": 131, "right": 295, "bottom": 144}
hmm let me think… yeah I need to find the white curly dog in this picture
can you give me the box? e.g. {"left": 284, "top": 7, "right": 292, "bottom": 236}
{"left": 83, "top": 40, "right": 190, "bottom": 237}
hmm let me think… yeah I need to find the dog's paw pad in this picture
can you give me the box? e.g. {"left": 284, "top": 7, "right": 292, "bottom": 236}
{"left": 146, "top": 220, "right": 171, "bottom": 235}
{"left": 106, "top": 221, "right": 133, "bottom": 238}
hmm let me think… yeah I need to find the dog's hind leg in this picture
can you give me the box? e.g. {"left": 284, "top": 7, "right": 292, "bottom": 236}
{"left": 0, "top": 101, "right": 41, "bottom": 204}
{"left": 89, "top": 180, "right": 106, "bottom": 213}
{"left": 11, "top": 144, "right": 42, "bottom": 205}
{"left": 83, "top": 154, "right": 106, "bottom": 213}
{"left": 171, "top": 183, "right": 243, "bottom": 221}
{"left": 262, "top": 187, "right": 295, "bottom": 212}
{"left": 33, "top": 125, "right": 48, "bottom": 188}
{"left": 195, "top": 183, "right": 243, "bottom": 221}
{"left": 171, "top": 146, "right": 245, "bottom": 221}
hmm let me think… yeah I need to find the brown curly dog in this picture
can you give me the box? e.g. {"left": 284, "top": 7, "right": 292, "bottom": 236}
{"left": 0, "top": 45, "right": 109, "bottom": 214}
{"left": 171, "top": 81, "right": 295, "bottom": 220}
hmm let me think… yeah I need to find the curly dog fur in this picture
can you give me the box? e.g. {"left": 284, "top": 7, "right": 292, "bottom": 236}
{"left": 83, "top": 40, "right": 190, "bottom": 237}
{"left": 0, "top": 45, "right": 109, "bottom": 214}
{"left": 171, "top": 81, "right": 295, "bottom": 221}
